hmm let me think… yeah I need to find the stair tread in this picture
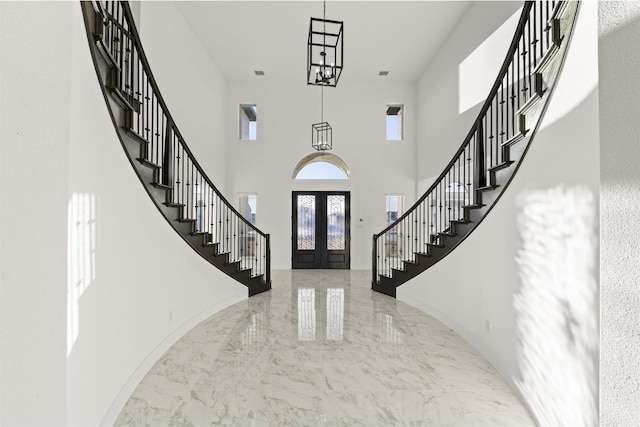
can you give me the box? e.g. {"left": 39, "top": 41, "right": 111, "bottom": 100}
{"left": 501, "top": 131, "right": 527, "bottom": 147}
{"left": 550, "top": 1, "right": 569, "bottom": 20}
{"left": 111, "top": 87, "right": 140, "bottom": 113}
{"left": 475, "top": 184, "right": 498, "bottom": 192}
{"left": 434, "top": 231, "right": 456, "bottom": 237}
{"left": 450, "top": 219, "right": 471, "bottom": 224}
{"left": 516, "top": 91, "right": 542, "bottom": 116}
{"left": 533, "top": 42, "right": 560, "bottom": 74}
{"left": 95, "top": 38, "right": 119, "bottom": 70}
{"left": 137, "top": 158, "right": 161, "bottom": 169}
{"left": 153, "top": 182, "right": 172, "bottom": 190}
{"left": 126, "top": 129, "right": 150, "bottom": 145}
{"left": 488, "top": 161, "right": 515, "bottom": 172}
{"left": 430, "top": 234, "right": 452, "bottom": 241}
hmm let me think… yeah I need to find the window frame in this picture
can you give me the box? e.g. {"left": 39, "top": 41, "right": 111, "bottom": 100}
{"left": 385, "top": 104, "right": 404, "bottom": 141}
{"left": 239, "top": 104, "right": 257, "bottom": 140}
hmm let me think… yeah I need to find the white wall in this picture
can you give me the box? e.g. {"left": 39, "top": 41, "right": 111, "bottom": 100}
{"left": 138, "top": 1, "right": 228, "bottom": 191}
{"left": 0, "top": 2, "right": 71, "bottom": 424}
{"left": 224, "top": 80, "right": 417, "bottom": 270}
{"left": 400, "top": 2, "right": 600, "bottom": 426}
{"left": 1, "top": 2, "right": 247, "bottom": 425}
{"left": 598, "top": 2, "right": 640, "bottom": 425}
{"left": 67, "top": 4, "right": 248, "bottom": 426}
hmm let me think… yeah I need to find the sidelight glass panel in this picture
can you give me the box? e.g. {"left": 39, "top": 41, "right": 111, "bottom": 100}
{"left": 385, "top": 194, "right": 404, "bottom": 257}
{"left": 297, "top": 195, "right": 316, "bottom": 250}
{"left": 238, "top": 193, "right": 257, "bottom": 224}
{"left": 326, "top": 195, "right": 345, "bottom": 250}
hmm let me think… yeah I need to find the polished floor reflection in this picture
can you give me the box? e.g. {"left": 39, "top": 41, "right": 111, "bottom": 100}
{"left": 116, "top": 270, "right": 534, "bottom": 426}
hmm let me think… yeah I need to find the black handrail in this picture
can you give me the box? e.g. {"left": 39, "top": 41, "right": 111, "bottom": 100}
{"left": 98, "top": 1, "right": 265, "bottom": 237}
{"left": 373, "top": 1, "right": 566, "bottom": 284}
{"left": 90, "top": 0, "right": 270, "bottom": 283}
{"left": 376, "top": 2, "right": 534, "bottom": 239}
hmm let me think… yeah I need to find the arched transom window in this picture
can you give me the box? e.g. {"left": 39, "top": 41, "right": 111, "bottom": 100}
{"left": 292, "top": 152, "right": 351, "bottom": 180}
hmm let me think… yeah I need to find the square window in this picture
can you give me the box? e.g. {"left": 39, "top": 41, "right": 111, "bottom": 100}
{"left": 386, "top": 105, "right": 403, "bottom": 141}
{"left": 239, "top": 104, "right": 257, "bottom": 140}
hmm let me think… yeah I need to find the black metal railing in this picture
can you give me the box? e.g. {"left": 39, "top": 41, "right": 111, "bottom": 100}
{"left": 92, "top": 0, "right": 270, "bottom": 284}
{"left": 373, "top": 1, "right": 565, "bottom": 284}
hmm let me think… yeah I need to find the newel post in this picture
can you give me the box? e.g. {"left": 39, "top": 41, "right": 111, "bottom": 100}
{"left": 265, "top": 234, "right": 271, "bottom": 285}
{"left": 372, "top": 234, "right": 378, "bottom": 286}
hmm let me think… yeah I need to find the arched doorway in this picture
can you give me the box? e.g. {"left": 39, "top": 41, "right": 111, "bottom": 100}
{"left": 291, "top": 153, "right": 351, "bottom": 269}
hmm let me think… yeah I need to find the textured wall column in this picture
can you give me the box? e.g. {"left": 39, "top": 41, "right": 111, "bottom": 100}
{"left": 598, "top": 2, "right": 640, "bottom": 425}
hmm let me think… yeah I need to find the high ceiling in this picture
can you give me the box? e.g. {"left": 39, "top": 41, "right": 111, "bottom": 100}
{"left": 173, "top": 1, "right": 472, "bottom": 83}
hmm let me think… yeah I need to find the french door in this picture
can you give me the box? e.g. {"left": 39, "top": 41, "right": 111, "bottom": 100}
{"left": 292, "top": 191, "right": 350, "bottom": 269}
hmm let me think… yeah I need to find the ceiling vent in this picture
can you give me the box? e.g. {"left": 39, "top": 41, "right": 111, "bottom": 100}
{"left": 379, "top": 71, "right": 389, "bottom": 77}
{"left": 254, "top": 70, "right": 265, "bottom": 76}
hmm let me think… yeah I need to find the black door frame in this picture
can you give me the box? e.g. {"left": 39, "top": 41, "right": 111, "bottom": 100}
{"left": 292, "top": 191, "right": 351, "bottom": 269}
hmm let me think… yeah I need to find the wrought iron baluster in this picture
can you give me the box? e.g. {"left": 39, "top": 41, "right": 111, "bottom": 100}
{"left": 527, "top": 19, "right": 532, "bottom": 98}
{"left": 500, "top": 80, "right": 505, "bottom": 158}
{"left": 532, "top": 1, "right": 538, "bottom": 71}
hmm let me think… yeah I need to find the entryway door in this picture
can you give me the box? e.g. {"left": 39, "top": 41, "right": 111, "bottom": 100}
{"left": 292, "top": 191, "right": 350, "bottom": 269}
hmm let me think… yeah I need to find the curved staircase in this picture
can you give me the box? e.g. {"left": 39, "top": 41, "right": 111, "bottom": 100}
{"left": 372, "top": 1, "right": 580, "bottom": 297}
{"left": 81, "top": 1, "right": 271, "bottom": 296}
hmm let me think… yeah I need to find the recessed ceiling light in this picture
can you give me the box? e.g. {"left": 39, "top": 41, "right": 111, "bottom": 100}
{"left": 254, "top": 70, "right": 265, "bottom": 76}
{"left": 379, "top": 71, "right": 389, "bottom": 77}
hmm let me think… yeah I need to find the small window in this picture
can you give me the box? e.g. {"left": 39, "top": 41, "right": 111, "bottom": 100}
{"left": 386, "top": 105, "right": 403, "bottom": 141}
{"left": 239, "top": 193, "right": 257, "bottom": 224}
{"left": 385, "top": 194, "right": 404, "bottom": 224}
{"left": 239, "top": 104, "right": 257, "bottom": 140}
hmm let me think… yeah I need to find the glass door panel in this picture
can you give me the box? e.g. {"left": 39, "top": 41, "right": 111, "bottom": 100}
{"left": 292, "top": 191, "right": 350, "bottom": 269}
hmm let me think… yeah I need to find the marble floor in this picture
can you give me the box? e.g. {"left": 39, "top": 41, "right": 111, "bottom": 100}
{"left": 116, "top": 270, "right": 534, "bottom": 426}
